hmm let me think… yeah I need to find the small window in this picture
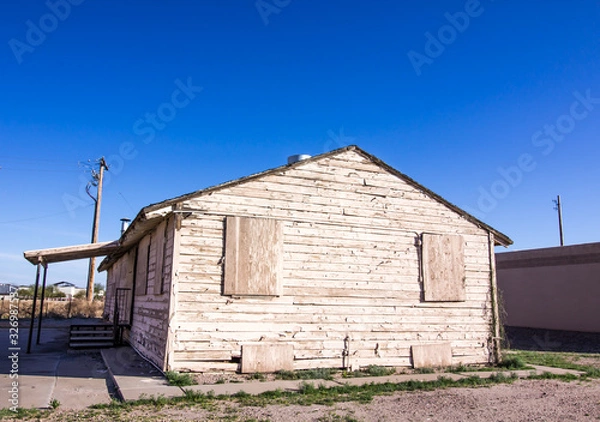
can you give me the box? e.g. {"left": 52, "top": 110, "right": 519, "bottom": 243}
{"left": 223, "top": 216, "right": 283, "bottom": 296}
{"left": 422, "top": 233, "right": 465, "bottom": 301}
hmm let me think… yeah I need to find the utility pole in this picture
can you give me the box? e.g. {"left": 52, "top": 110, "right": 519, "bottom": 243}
{"left": 553, "top": 195, "right": 564, "bottom": 247}
{"left": 86, "top": 157, "right": 108, "bottom": 302}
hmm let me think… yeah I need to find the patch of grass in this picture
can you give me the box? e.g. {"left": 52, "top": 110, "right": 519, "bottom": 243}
{"left": 275, "top": 368, "right": 335, "bottom": 381}
{"left": 0, "top": 407, "right": 46, "bottom": 419}
{"left": 498, "top": 355, "right": 528, "bottom": 370}
{"left": 318, "top": 412, "right": 361, "bottom": 422}
{"left": 232, "top": 374, "right": 520, "bottom": 407}
{"left": 165, "top": 371, "right": 197, "bottom": 386}
{"left": 247, "top": 372, "right": 266, "bottom": 381}
{"left": 50, "top": 398, "right": 61, "bottom": 409}
{"left": 449, "top": 364, "right": 470, "bottom": 373}
{"left": 342, "top": 365, "right": 396, "bottom": 378}
{"left": 509, "top": 351, "right": 600, "bottom": 378}
{"left": 413, "top": 367, "right": 435, "bottom": 374}
{"left": 274, "top": 370, "right": 296, "bottom": 380}
{"left": 526, "top": 372, "right": 580, "bottom": 382}
{"left": 364, "top": 365, "right": 396, "bottom": 377}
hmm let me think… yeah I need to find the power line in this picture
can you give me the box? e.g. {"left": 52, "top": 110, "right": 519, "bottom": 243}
{"left": 0, "top": 167, "right": 81, "bottom": 173}
{"left": 0, "top": 204, "right": 94, "bottom": 224}
{"left": 118, "top": 192, "right": 137, "bottom": 214}
{"left": 0, "top": 156, "right": 77, "bottom": 164}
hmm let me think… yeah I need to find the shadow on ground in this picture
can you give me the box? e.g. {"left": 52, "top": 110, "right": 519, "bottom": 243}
{"left": 504, "top": 326, "right": 600, "bottom": 353}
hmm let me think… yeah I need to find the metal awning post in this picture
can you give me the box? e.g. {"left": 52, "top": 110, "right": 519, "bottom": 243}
{"left": 26, "top": 260, "right": 42, "bottom": 354}
{"left": 36, "top": 263, "right": 49, "bottom": 345}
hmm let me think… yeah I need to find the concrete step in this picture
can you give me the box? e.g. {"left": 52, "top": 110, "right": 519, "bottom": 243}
{"left": 70, "top": 341, "right": 115, "bottom": 349}
{"left": 70, "top": 335, "right": 114, "bottom": 342}
{"left": 70, "top": 327, "right": 113, "bottom": 333}
{"left": 70, "top": 331, "right": 115, "bottom": 336}
{"left": 71, "top": 329, "right": 113, "bottom": 335}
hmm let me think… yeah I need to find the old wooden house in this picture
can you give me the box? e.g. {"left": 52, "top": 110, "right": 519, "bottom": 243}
{"left": 99, "top": 146, "right": 512, "bottom": 373}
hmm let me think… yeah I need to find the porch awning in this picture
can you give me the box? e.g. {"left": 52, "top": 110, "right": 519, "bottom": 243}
{"left": 23, "top": 240, "right": 121, "bottom": 265}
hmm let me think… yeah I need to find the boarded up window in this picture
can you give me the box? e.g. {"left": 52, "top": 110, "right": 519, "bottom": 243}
{"left": 422, "top": 234, "right": 465, "bottom": 301}
{"left": 135, "top": 237, "right": 149, "bottom": 297}
{"left": 154, "top": 220, "right": 167, "bottom": 295}
{"left": 224, "top": 216, "right": 283, "bottom": 296}
{"left": 144, "top": 238, "right": 151, "bottom": 295}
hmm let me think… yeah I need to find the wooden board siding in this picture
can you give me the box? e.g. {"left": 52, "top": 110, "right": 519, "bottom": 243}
{"left": 104, "top": 217, "right": 175, "bottom": 370}
{"left": 103, "top": 249, "right": 135, "bottom": 319}
{"left": 166, "top": 150, "right": 495, "bottom": 372}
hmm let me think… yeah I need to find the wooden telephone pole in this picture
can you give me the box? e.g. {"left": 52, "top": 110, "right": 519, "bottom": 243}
{"left": 86, "top": 158, "right": 108, "bottom": 302}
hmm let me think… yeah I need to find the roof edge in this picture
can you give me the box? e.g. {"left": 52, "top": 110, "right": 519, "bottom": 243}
{"left": 105, "top": 145, "right": 511, "bottom": 270}
{"left": 349, "top": 147, "right": 512, "bottom": 247}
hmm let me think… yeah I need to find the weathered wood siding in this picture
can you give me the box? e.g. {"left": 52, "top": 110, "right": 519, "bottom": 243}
{"left": 103, "top": 249, "right": 135, "bottom": 320}
{"left": 168, "top": 150, "right": 495, "bottom": 372}
{"left": 105, "top": 217, "right": 175, "bottom": 369}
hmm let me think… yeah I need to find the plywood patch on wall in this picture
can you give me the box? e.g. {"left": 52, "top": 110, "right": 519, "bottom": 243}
{"left": 411, "top": 343, "right": 452, "bottom": 368}
{"left": 241, "top": 343, "right": 294, "bottom": 373}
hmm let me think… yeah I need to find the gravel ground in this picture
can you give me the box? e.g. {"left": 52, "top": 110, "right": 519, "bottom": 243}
{"left": 233, "top": 379, "right": 600, "bottom": 422}
{"left": 31, "top": 378, "right": 599, "bottom": 421}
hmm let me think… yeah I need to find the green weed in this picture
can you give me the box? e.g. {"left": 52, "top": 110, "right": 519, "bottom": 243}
{"left": 498, "top": 355, "right": 527, "bottom": 370}
{"left": 275, "top": 368, "right": 335, "bottom": 381}
{"left": 509, "top": 350, "right": 600, "bottom": 378}
{"left": 165, "top": 371, "right": 197, "bottom": 386}
{"left": 247, "top": 372, "right": 266, "bottom": 381}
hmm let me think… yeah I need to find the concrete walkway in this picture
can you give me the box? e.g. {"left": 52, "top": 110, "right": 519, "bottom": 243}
{"left": 100, "top": 347, "right": 585, "bottom": 402}
{"left": 0, "top": 323, "right": 586, "bottom": 410}
{"left": 0, "top": 326, "right": 113, "bottom": 410}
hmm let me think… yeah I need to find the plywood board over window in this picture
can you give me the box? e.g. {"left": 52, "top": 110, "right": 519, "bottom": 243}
{"left": 422, "top": 233, "right": 465, "bottom": 301}
{"left": 153, "top": 220, "right": 167, "bottom": 295}
{"left": 224, "top": 216, "right": 283, "bottom": 296}
{"left": 135, "top": 237, "right": 150, "bottom": 297}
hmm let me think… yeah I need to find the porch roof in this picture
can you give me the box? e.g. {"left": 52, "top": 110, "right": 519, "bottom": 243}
{"left": 23, "top": 240, "right": 121, "bottom": 265}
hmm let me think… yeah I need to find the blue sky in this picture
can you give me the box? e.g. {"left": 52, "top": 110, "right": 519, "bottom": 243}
{"left": 1, "top": 0, "right": 599, "bottom": 287}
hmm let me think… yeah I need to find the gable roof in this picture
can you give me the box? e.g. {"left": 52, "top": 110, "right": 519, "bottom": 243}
{"left": 99, "top": 146, "right": 511, "bottom": 270}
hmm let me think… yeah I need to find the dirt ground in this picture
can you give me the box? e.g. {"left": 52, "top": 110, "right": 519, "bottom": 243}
{"left": 4, "top": 321, "right": 598, "bottom": 421}
{"left": 33, "top": 378, "right": 598, "bottom": 421}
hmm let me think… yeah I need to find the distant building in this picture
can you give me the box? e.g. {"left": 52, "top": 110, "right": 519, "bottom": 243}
{"left": 0, "top": 283, "right": 16, "bottom": 296}
{"left": 53, "top": 281, "right": 85, "bottom": 299}
{"left": 497, "top": 242, "right": 600, "bottom": 333}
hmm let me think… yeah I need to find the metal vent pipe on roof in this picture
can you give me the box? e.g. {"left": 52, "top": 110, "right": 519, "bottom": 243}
{"left": 120, "top": 218, "right": 131, "bottom": 236}
{"left": 287, "top": 154, "right": 311, "bottom": 164}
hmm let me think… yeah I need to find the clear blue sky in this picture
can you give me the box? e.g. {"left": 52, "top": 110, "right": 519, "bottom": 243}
{"left": 1, "top": 0, "right": 599, "bottom": 287}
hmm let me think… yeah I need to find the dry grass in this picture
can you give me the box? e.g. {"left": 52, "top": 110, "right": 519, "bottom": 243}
{"left": 0, "top": 299, "right": 104, "bottom": 319}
